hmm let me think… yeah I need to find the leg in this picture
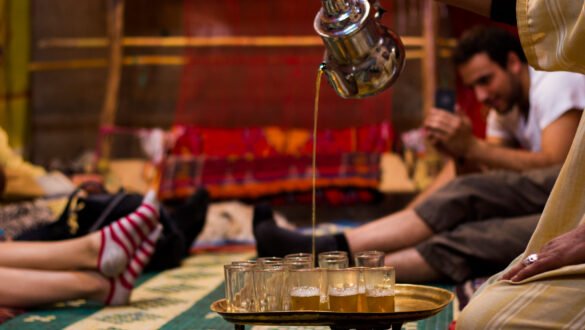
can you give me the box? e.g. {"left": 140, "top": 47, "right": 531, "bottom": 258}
{"left": 0, "top": 226, "right": 162, "bottom": 308}
{"left": 413, "top": 167, "right": 559, "bottom": 234}
{"left": 253, "top": 168, "right": 557, "bottom": 259}
{"left": 385, "top": 248, "right": 445, "bottom": 283}
{"left": 346, "top": 210, "right": 433, "bottom": 253}
{"left": 0, "top": 191, "right": 160, "bottom": 277}
{"left": 253, "top": 204, "right": 350, "bottom": 257}
{"left": 0, "top": 266, "right": 109, "bottom": 308}
{"left": 413, "top": 214, "right": 540, "bottom": 283}
{"left": 0, "top": 235, "right": 99, "bottom": 271}
{"left": 170, "top": 188, "right": 210, "bottom": 255}
{"left": 253, "top": 205, "right": 430, "bottom": 258}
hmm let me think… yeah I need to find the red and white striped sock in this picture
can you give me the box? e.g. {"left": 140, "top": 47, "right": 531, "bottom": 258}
{"left": 97, "top": 190, "right": 160, "bottom": 278}
{"left": 105, "top": 225, "right": 162, "bottom": 306}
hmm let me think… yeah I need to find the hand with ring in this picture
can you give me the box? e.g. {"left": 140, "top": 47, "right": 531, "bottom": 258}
{"left": 522, "top": 253, "right": 539, "bottom": 266}
{"left": 501, "top": 223, "right": 585, "bottom": 282}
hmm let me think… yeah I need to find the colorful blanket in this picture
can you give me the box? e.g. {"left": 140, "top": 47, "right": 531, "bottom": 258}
{"left": 159, "top": 124, "right": 393, "bottom": 201}
{"left": 0, "top": 251, "right": 455, "bottom": 330}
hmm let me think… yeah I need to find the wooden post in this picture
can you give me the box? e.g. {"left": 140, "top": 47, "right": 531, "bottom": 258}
{"left": 421, "top": 0, "right": 437, "bottom": 118}
{"left": 98, "top": 0, "right": 124, "bottom": 170}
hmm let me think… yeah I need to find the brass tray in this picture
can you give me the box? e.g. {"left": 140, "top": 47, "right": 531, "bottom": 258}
{"left": 211, "top": 284, "right": 454, "bottom": 329}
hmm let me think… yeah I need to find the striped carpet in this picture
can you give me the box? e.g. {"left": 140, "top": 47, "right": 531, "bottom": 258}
{"left": 0, "top": 252, "right": 455, "bottom": 330}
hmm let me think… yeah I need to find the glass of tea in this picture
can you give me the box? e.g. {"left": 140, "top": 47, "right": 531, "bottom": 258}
{"left": 284, "top": 259, "right": 313, "bottom": 270}
{"left": 256, "top": 257, "right": 284, "bottom": 269}
{"left": 253, "top": 265, "right": 286, "bottom": 312}
{"left": 350, "top": 266, "right": 369, "bottom": 312}
{"left": 285, "top": 253, "right": 314, "bottom": 263}
{"left": 231, "top": 260, "right": 257, "bottom": 268}
{"left": 287, "top": 268, "right": 323, "bottom": 311}
{"left": 327, "top": 268, "right": 360, "bottom": 312}
{"left": 354, "top": 250, "right": 385, "bottom": 267}
{"left": 363, "top": 266, "right": 396, "bottom": 313}
{"left": 224, "top": 264, "right": 255, "bottom": 312}
{"left": 318, "top": 251, "right": 349, "bottom": 269}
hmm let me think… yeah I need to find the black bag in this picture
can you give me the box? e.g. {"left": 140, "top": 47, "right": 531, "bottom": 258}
{"left": 16, "top": 184, "right": 185, "bottom": 271}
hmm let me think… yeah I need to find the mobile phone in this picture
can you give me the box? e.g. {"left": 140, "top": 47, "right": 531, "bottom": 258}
{"left": 435, "top": 89, "right": 456, "bottom": 113}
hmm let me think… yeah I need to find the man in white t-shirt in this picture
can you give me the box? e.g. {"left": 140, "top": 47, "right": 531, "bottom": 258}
{"left": 410, "top": 28, "right": 584, "bottom": 208}
{"left": 252, "top": 26, "right": 585, "bottom": 282}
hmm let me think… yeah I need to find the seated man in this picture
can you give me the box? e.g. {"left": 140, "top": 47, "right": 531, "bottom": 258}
{"left": 252, "top": 26, "right": 585, "bottom": 283}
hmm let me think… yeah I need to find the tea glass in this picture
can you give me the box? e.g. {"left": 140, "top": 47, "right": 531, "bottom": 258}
{"left": 327, "top": 268, "right": 360, "bottom": 312}
{"left": 351, "top": 267, "right": 369, "bottom": 312}
{"left": 318, "top": 251, "right": 349, "bottom": 269}
{"left": 354, "top": 250, "right": 385, "bottom": 267}
{"left": 287, "top": 268, "right": 323, "bottom": 311}
{"left": 224, "top": 264, "right": 255, "bottom": 312}
{"left": 254, "top": 265, "right": 286, "bottom": 311}
{"left": 256, "top": 257, "right": 284, "bottom": 269}
{"left": 363, "top": 266, "right": 396, "bottom": 313}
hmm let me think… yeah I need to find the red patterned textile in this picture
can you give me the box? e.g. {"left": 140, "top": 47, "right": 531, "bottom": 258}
{"left": 177, "top": 0, "right": 394, "bottom": 130}
{"left": 159, "top": 123, "right": 393, "bottom": 200}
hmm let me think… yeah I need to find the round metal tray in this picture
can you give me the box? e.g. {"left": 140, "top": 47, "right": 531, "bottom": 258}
{"left": 211, "top": 284, "right": 454, "bottom": 329}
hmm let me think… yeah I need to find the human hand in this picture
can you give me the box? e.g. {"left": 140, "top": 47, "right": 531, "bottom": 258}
{"left": 424, "top": 107, "right": 475, "bottom": 157}
{"left": 501, "top": 223, "right": 585, "bottom": 282}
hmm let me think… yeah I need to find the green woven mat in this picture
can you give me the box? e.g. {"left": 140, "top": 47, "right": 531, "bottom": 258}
{"left": 0, "top": 252, "right": 454, "bottom": 330}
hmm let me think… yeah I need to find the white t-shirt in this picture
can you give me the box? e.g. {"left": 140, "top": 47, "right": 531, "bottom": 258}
{"left": 486, "top": 67, "right": 585, "bottom": 151}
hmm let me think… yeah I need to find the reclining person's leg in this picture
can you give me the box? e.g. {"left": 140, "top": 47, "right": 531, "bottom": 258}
{"left": 414, "top": 166, "right": 559, "bottom": 234}
{"left": 0, "top": 226, "right": 162, "bottom": 308}
{"left": 253, "top": 167, "right": 557, "bottom": 259}
{"left": 347, "top": 166, "right": 557, "bottom": 254}
{"left": 405, "top": 214, "right": 541, "bottom": 283}
{"left": 0, "top": 267, "right": 109, "bottom": 308}
{"left": 0, "top": 191, "right": 160, "bottom": 277}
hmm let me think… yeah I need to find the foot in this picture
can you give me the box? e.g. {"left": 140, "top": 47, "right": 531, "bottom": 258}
{"left": 105, "top": 225, "right": 163, "bottom": 305}
{"left": 172, "top": 188, "right": 210, "bottom": 254}
{"left": 252, "top": 204, "right": 338, "bottom": 257}
{"left": 97, "top": 190, "right": 160, "bottom": 277}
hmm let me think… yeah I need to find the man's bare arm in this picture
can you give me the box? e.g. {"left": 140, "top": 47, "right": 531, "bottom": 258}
{"left": 466, "top": 110, "right": 582, "bottom": 170}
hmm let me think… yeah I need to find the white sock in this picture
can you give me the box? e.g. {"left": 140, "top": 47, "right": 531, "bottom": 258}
{"left": 105, "top": 225, "right": 162, "bottom": 306}
{"left": 97, "top": 190, "right": 160, "bottom": 277}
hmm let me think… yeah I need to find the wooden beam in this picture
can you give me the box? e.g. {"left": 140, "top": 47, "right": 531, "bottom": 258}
{"left": 98, "top": 0, "right": 124, "bottom": 168}
{"left": 38, "top": 35, "right": 437, "bottom": 48}
{"left": 28, "top": 50, "right": 435, "bottom": 72}
{"left": 421, "top": 0, "right": 438, "bottom": 119}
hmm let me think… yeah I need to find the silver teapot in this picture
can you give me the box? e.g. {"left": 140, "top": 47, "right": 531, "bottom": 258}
{"left": 314, "top": 0, "right": 405, "bottom": 98}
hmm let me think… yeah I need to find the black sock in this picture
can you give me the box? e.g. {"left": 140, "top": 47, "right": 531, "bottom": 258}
{"left": 172, "top": 188, "right": 210, "bottom": 254}
{"left": 333, "top": 233, "right": 350, "bottom": 255}
{"left": 252, "top": 204, "right": 349, "bottom": 258}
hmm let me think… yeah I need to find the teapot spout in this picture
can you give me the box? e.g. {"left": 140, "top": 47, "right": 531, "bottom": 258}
{"left": 319, "top": 62, "right": 358, "bottom": 99}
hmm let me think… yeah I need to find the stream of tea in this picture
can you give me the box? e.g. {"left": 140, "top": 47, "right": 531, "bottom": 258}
{"left": 311, "top": 68, "right": 323, "bottom": 260}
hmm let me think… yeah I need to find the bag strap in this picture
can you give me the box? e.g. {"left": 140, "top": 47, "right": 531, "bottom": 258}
{"left": 57, "top": 187, "right": 84, "bottom": 235}
{"left": 88, "top": 189, "right": 129, "bottom": 232}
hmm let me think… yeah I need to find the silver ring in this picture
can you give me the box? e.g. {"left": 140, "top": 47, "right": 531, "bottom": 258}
{"left": 522, "top": 253, "right": 538, "bottom": 266}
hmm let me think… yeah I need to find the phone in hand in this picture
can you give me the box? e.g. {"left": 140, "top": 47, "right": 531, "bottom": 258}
{"left": 435, "top": 89, "right": 456, "bottom": 113}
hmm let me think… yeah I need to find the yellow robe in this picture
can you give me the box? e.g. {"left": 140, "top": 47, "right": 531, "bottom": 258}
{"left": 0, "top": 128, "right": 46, "bottom": 199}
{"left": 457, "top": 0, "right": 585, "bottom": 328}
